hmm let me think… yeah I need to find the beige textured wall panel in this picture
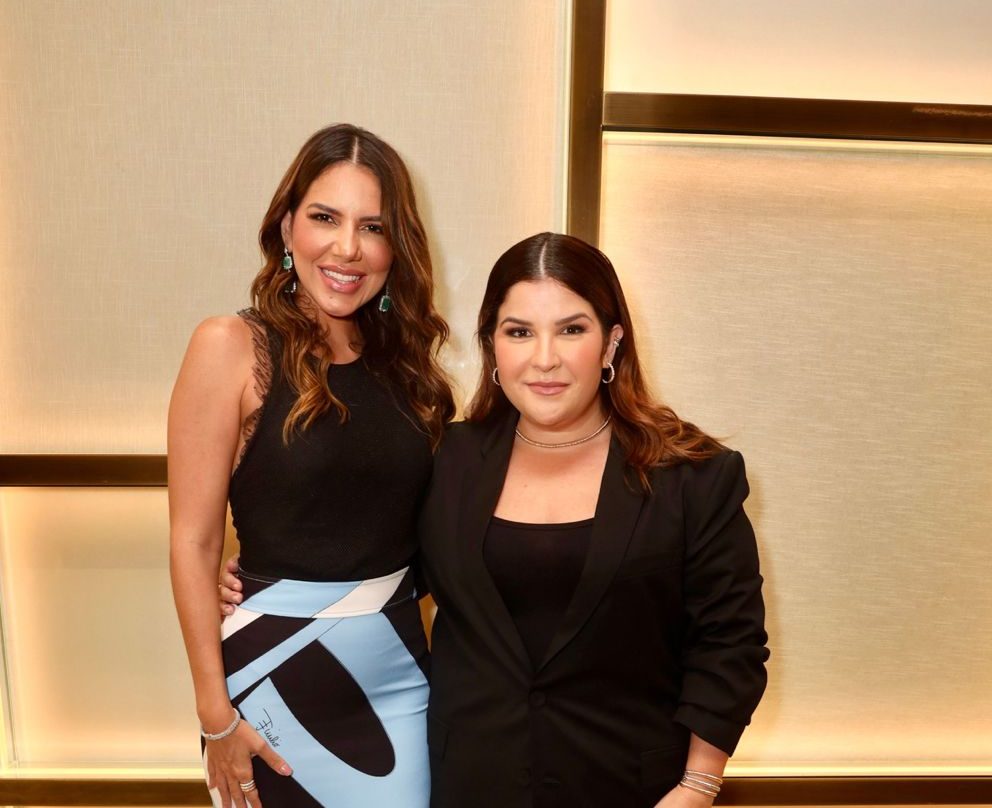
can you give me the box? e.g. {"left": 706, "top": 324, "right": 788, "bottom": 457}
{"left": 0, "top": 0, "right": 566, "bottom": 452}
{"left": 601, "top": 135, "right": 992, "bottom": 768}
{"left": 605, "top": 0, "right": 992, "bottom": 103}
{"left": 0, "top": 488, "right": 196, "bottom": 765}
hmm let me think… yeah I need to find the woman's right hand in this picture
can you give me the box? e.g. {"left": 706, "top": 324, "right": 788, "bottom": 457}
{"left": 219, "top": 554, "right": 243, "bottom": 616}
{"left": 204, "top": 715, "right": 292, "bottom": 808}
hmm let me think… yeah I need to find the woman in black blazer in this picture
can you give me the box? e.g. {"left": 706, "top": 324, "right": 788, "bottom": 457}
{"left": 220, "top": 233, "right": 767, "bottom": 806}
{"left": 419, "top": 233, "right": 768, "bottom": 808}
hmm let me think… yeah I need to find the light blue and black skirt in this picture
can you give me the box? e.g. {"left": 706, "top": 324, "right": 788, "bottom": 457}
{"left": 204, "top": 566, "right": 430, "bottom": 807}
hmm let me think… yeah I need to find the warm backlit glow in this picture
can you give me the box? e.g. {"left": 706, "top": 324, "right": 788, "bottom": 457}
{"left": 0, "top": 488, "right": 199, "bottom": 767}
{"left": 605, "top": 0, "right": 992, "bottom": 104}
{"left": 600, "top": 134, "right": 992, "bottom": 770}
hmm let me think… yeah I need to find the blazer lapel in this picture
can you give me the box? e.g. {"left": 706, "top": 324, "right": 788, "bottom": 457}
{"left": 537, "top": 437, "right": 645, "bottom": 672}
{"left": 455, "top": 412, "right": 532, "bottom": 670}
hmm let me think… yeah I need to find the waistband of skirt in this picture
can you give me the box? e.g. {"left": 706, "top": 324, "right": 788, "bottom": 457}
{"left": 235, "top": 566, "right": 415, "bottom": 618}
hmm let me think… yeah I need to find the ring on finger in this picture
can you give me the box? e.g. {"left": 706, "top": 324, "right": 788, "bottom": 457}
{"left": 239, "top": 779, "right": 256, "bottom": 792}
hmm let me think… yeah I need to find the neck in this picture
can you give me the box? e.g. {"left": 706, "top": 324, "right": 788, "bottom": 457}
{"left": 306, "top": 302, "right": 361, "bottom": 360}
{"left": 515, "top": 407, "right": 611, "bottom": 449}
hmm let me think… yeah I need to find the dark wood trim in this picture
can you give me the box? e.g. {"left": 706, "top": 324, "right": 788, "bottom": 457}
{"left": 0, "top": 455, "right": 167, "bottom": 487}
{"left": 566, "top": 0, "right": 607, "bottom": 245}
{"left": 0, "top": 776, "right": 990, "bottom": 806}
{"left": 604, "top": 93, "right": 992, "bottom": 144}
{"left": 0, "top": 778, "right": 209, "bottom": 806}
{"left": 721, "top": 776, "right": 992, "bottom": 805}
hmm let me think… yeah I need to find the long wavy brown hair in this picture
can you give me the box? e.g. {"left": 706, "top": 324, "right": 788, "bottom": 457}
{"left": 466, "top": 232, "right": 723, "bottom": 487}
{"left": 252, "top": 124, "right": 454, "bottom": 447}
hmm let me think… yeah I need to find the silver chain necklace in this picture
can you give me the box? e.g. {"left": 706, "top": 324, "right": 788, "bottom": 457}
{"left": 514, "top": 416, "right": 612, "bottom": 449}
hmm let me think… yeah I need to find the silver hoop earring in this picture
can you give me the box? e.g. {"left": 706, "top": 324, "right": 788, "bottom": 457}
{"left": 491, "top": 367, "right": 500, "bottom": 387}
{"left": 282, "top": 248, "right": 294, "bottom": 271}
{"left": 602, "top": 363, "right": 615, "bottom": 385}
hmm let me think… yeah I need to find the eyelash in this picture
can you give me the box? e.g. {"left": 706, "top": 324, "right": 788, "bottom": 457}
{"left": 307, "top": 213, "right": 384, "bottom": 234}
{"left": 503, "top": 324, "right": 588, "bottom": 338}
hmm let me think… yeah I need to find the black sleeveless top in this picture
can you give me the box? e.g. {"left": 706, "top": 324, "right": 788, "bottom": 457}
{"left": 228, "top": 310, "right": 433, "bottom": 582}
{"left": 483, "top": 516, "right": 593, "bottom": 667}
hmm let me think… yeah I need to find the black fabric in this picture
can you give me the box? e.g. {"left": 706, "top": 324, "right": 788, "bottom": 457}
{"left": 221, "top": 612, "right": 314, "bottom": 677}
{"left": 484, "top": 517, "right": 592, "bottom": 668}
{"left": 420, "top": 415, "right": 768, "bottom": 808}
{"left": 267, "top": 640, "right": 395, "bottom": 776}
{"left": 229, "top": 312, "right": 433, "bottom": 581}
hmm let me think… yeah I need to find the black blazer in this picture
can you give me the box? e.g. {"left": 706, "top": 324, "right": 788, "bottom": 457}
{"left": 419, "top": 414, "right": 769, "bottom": 808}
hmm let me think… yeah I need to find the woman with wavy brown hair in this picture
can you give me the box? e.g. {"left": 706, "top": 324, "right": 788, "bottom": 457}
{"left": 169, "top": 123, "right": 452, "bottom": 808}
{"left": 418, "top": 232, "right": 768, "bottom": 808}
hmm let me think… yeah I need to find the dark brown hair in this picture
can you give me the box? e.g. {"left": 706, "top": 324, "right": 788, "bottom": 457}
{"left": 252, "top": 124, "right": 453, "bottom": 448}
{"left": 466, "top": 232, "right": 723, "bottom": 486}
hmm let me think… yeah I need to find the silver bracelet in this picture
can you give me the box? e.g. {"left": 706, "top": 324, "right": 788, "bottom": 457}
{"left": 679, "top": 770, "right": 722, "bottom": 798}
{"left": 200, "top": 709, "right": 241, "bottom": 741}
{"left": 686, "top": 770, "right": 723, "bottom": 786}
{"left": 679, "top": 779, "right": 720, "bottom": 798}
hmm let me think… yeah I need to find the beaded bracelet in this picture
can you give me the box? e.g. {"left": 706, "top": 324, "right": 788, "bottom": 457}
{"left": 200, "top": 709, "right": 241, "bottom": 741}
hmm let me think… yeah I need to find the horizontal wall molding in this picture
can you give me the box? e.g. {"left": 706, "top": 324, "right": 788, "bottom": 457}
{"left": 0, "top": 778, "right": 207, "bottom": 806}
{"left": 604, "top": 93, "right": 992, "bottom": 143}
{"left": 0, "top": 777, "right": 992, "bottom": 806}
{"left": 0, "top": 455, "right": 167, "bottom": 487}
{"left": 1, "top": 776, "right": 991, "bottom": 806}
{"left": 723, "top": 776, "right": 992, "bottom": 804}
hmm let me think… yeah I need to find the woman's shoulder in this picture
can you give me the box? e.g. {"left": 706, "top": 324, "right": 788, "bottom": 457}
{"left": 180, "top": 314, "right": 275, "bottom": 392}
{"left": 186, "top": 315, "right": 255, "bottom": 362}
{"left": 654, "top": 448, "right": 748, "bottom": 499}
{"left": 439, "top": 419, "right": 489, "bottom": 450}
{"left": 651, "top": 450, "right": 750, "bottom": 529}
{"left": 434, "top": 418, "right": 507, "bottom": 464}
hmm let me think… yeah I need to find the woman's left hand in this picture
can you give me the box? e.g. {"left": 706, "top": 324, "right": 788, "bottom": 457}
{"left": 654, "top": 783, "right": 716, "bottom": 808}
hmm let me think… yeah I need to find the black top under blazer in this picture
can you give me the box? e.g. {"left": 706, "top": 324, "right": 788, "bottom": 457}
{"left": 419, "top": 414, "right": 769, "bottom": 808}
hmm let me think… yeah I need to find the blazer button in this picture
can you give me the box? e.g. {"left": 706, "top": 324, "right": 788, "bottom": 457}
{"left": 529, "top": 690, "right": 547, "bottom": 708}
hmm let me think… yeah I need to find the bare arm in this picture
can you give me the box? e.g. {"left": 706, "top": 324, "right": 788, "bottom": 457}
{"left": 168, "top": 316, "right": 289, "bottom": 806}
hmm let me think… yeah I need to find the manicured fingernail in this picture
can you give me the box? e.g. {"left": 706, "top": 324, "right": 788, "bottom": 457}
{"left": 279, "top": 763, "right": 292, "bottom": 775}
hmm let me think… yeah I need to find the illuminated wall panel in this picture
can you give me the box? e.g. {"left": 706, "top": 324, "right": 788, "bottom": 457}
{"left": 0, "top": 489, "right": 196, "bottom": 766}
{"left": 605, "top": 0, "right": 992, "bottom": 103}
{"left": 600, "top": 134, "right": 992, "bottom": 770}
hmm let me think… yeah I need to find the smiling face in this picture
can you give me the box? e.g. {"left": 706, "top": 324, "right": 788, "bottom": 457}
{"left": 281, "top": 161, "right": 393, "bottom": 337}
{"left": 493, "top": 279, "right": 622, "bottom": 441}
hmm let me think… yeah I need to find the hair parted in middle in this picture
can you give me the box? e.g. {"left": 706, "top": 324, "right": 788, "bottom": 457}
{"left": 252, "top": 123, "right": 454, "bottom": 448}
{"left": 466, "top": 232, "right": 723, "bottom": 486}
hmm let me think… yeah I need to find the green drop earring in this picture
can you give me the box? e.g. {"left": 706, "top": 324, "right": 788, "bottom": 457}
{"left": 282, "top": 248, "right": 297, "bottom": 294}
{"left": 378, "top": 285, "right": 392, "bottom": 313}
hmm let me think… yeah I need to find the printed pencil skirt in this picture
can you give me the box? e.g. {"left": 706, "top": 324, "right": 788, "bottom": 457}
{"left": 204, "top": 566, "right": 430, "bottom": 807}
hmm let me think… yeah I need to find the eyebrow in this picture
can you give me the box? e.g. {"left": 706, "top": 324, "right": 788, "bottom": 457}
{"left": 498, "top": 313, "right": 593, "bottom": 327}
{"left": 306, "top": 203, "right": 382, "bottom": 223}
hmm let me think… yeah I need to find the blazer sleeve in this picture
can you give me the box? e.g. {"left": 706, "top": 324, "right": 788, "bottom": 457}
{"left": 673, "top": 450, "right": 769, "bottom": 755}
